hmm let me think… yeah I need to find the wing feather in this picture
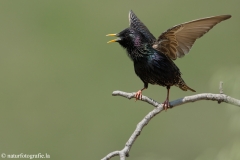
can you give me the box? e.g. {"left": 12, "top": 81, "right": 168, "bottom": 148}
{"left": 152, "top": 15, "right": 231, "bottom": 60}
{"left": 129, "top": 10, "right": 156, "bottom": 43}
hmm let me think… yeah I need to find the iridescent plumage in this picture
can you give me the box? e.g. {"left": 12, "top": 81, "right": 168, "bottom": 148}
{"left": 107, "top": 10, "right": 231, "bottom": 109}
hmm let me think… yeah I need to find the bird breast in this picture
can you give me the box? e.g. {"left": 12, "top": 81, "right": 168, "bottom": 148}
{"left": 133, "top": 52, "right": 181, "bottom": 87}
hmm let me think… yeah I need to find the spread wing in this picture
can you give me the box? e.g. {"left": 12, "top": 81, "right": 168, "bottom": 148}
{"left": 152, "top": 15, "right": 231, "bottom": 60}
{"left": 129, "top": 10, "right": 156, "bottom": 43}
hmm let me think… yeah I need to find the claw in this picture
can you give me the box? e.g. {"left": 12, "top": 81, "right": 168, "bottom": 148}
{"left": 134, "top": 87, "right": 146, "bottom": 102}
{"left": 162, "top": 99, "right": 170, "bottom": 111}
{"left": 135, "top": 90, "right": 142, "bottom": 101}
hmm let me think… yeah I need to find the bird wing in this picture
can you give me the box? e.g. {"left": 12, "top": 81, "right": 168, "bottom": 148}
{"left": 129, "top": 10, "right": 156, "bottom": 43}
{"left": 152, "top": 15, "right": 231, "bottom": 60}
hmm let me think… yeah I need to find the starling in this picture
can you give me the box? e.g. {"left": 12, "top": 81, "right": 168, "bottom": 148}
{"left": 107, "top": 10, "right": 231, "bottom": 110}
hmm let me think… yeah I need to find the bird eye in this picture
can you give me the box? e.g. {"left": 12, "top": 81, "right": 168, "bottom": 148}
{"left": 129, "top": 34, "right": 134, "bottom": 38}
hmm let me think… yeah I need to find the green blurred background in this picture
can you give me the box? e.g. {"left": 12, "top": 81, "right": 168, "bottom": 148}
{"left": 0, "top": 0, "right": 239, "bottom": 160}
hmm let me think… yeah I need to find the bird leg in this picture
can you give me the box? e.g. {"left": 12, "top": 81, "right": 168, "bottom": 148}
{"left": 162, "top": 86, "right": 170, "bottom": 110}
{"left": 135, "top": 87, "right": 146, "bottom": 101}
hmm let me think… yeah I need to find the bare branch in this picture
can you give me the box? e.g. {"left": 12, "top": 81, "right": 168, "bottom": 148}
{"left": 101, "top": 86, "right": 240, "bottom": 160}
{"left": 112, "top": 91, "right": 240, "bottom": 108}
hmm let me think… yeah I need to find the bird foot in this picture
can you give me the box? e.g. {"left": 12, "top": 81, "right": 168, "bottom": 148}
{"left": 135, "top": 90, "right": 142, "bottom": 101}
{"left": 162, "top": 99, "right": 170, "bottom": 111}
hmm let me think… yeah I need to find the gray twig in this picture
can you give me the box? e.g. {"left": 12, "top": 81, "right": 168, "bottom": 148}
{"left": 219, "top": 81, "right": 224, "bottom": 94}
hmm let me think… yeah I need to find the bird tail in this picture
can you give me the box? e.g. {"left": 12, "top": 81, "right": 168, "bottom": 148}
{"left": 177, "top": 79, "right": 196, "bottom": 92}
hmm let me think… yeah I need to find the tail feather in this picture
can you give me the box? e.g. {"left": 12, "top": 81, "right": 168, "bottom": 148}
{"left": 184, "top": 85, "right": 196, "bottom": 92}
{"left": 177, "top": 79, "right": 196, "bottom": 92}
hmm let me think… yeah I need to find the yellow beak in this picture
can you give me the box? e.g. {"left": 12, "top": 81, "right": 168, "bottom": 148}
{"left": 106, "top": 34, "right": 117, "bottom": 36}
{"left": 106, "top": 34, "right": 121, "bottom": 43}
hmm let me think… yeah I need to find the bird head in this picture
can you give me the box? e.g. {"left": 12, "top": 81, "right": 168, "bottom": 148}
{"left": 106, "top": 28, "right": 146, "bottom": 49}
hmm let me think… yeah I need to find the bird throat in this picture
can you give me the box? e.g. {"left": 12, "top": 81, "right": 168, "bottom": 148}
{"left": 134, "top": 36, "right": 142, "bottom": 47}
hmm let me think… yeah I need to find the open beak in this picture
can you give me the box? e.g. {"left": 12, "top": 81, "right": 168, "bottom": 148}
{"left": 106, "top": 34, "right": 121, "bottom": 43}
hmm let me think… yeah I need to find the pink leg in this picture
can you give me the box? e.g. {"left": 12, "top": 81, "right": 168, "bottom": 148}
{"left": 162, "top": 86, "right": 170, "bottom": 110}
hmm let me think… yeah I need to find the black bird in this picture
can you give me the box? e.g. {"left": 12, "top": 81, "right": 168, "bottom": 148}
{"left": 107, "top": 10, "right": 231, "bottom": 110}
